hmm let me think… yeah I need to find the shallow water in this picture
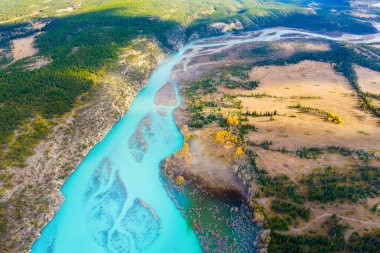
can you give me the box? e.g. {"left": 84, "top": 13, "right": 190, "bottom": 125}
{"left": 32, "top": 27, "right": 380, "bottom": 253}
{"left": 31, "top": 43, "right": 204, "bottom": 253}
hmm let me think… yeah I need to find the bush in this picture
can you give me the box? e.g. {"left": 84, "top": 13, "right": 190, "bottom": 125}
{"left": 271, "top": 199, "right": 311, "bottom": 221}
{"left": 269, "top": 216, "right": 289, "bottom": 231}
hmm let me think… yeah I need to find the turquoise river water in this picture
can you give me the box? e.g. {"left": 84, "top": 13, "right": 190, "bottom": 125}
{"left": 31, "top": 27, "right": 380, "bottom": 253}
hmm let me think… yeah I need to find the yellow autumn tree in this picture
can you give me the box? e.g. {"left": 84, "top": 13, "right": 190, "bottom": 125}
{"left": 326, "top": 113, "right": 344, "bottom": 124}
{"left": 182, "top": 125, "right": 189, "bottom": 132}
{"left": 233, "top": 116, "right": 239, "bottom": 125}
{"left": 185, "top": 132, "right": 196, "bottom": 141}
{"left": 234, "top": 147, "right": 244, "bottom": 157}
{"left": 215, "top": 130, "right": 239, "bottom": 144}
{"left": 215, "top": 130, "right": 231, "bottom": 143}
{"left": 227, "top": 115, "right": 234, "bottom": 125}
{"left": 227, "top": 115, "right": 239, "bottom": 126}
{"left": 177, "top": 142, "right": 190, "bottom": 155}
{"left": 176, "top": 176, "right": 185, "bottom": 185}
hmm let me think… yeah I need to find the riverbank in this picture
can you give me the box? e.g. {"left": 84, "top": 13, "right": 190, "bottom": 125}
{"left": 160, "top": 35, "right": 270, "bottom": 252}
{"left": 0, "top": 37, "right": 164, "bottom": 252}
{"left": 162, "top": 29, "right": 380, "bottom": 252}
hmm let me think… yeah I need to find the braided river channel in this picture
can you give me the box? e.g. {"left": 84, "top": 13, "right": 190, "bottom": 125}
{"left": 32, "top": 27, "right": 380, "bottom": 253}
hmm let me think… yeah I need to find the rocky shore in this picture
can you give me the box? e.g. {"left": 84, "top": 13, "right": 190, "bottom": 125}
{"left": 162, "top": 150, "right": 270, "bottom": 253}
{"left": 160, "top": 68, "right": 271, "bottom": 252}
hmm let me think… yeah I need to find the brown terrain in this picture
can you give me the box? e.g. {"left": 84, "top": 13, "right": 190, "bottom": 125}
{"left": 163, "top": 39, "right": 380, "bottom": 249}
{"left": 243, "top": 61, "right": 380, "bottom": 154}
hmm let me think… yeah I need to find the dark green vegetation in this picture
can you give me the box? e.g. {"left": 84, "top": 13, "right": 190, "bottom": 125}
{"left": 271, "top": 199, "right": 311, "bottom": 220}
{"left": 261, "top": 174, "right": 305, "bottom": 205}
{"left": 183, "top": 77, "right": 258, "bottom": 138}
{"left": 183, "top": 72, "right": 258, "bottom": 129}
{"left": 250, "top": 140, "right": 376, "bottom": 161}
{"left": 296, "top": 147, "right": 324, "bottom": 159}
{"left": 296, "top": 146, "right": 376, "bottom": 161}
{"left": 308, "top": 165, "right": 380, "bottom": 203}
{"left": 269, "top": 215, "right": 348, "bottom": 253}
{"left": 268, "top": 216, "right": 289, "bottom": 231}
{"left": 348, "top": 229, "right": 380, "bottom": 253}
{"left": 270, "top": 215, "right": 380, "bottom": 253}
{"left": 184, "top": 77, "right": 219, "bottom": 128}
{"left": 256, "top": 153, "right": 380, "bottom": 207}
{"left": 245, "top": 149, "right": 380, "bottom": 253}
{"left": 244, "top": 110, "right": 278, "bottom": 117}
{"left": 0, "top": 11, "right": 178, "bottom": 171}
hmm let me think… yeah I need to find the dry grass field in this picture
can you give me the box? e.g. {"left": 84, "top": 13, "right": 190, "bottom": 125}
{"left": 11, "top": 34, "right": 40, "bottom": 62}
{"left": 242, "top": 61, "right": 380, "bottom": 153}
{"left": 171, "top": 39, "right": 380, "bottom": 242}
{"left": 355, "top": 65, "right": 380, "bottom": 94}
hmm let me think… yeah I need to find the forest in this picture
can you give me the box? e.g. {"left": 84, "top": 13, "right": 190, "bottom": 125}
{"left": 245, "top": 150, "right": 380, "bottom": 253}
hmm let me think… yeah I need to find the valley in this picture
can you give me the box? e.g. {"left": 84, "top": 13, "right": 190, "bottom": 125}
{"left": 0, "top": 0, "right": 379, "bottom": 252}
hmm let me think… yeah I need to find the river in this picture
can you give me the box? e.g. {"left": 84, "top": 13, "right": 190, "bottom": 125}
{"left": 31, "top": 27, "right": 380, "bottom": 253}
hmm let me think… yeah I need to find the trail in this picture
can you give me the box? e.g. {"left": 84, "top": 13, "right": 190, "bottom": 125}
{"left": 291, "top": 208, "right": 380, "bottom": 233}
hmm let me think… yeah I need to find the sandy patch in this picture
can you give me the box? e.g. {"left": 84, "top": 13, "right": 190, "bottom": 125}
{"left": 189, "top": 128, "right": 238, "bottom": 184}
{"left": 170, "top": 124, "right": 243, "bottom": 190}
{"left": 11, "top": 32, "right": 41, "bottom": 62}
{"left": 355, "top": 65, "right": 380, "bottom": 94}
{"left": 31, "top": 21, "right": 47, "bottom": 30}
{"left": 69, "top": 47, "right": 80, "bottom": 55}
{"left": 369, "top": 97, "right": 380, "bottom": 108}
{"left": 154, "top": 82, "right": 178, "bottom": 106}
{"left": 253, "top": 147, "right": 361, "bottom": 180}
{"left": 234, "top": 61, "right": 380, "bottom": 154}
{"left": 56, "top": 7, "right": 74, "bottom": 14}
{"left": 25, "top": 57, "right": 51, "bottom": 70}
{"left": 276, "top": 42, "right": 330, "bottom": 54}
